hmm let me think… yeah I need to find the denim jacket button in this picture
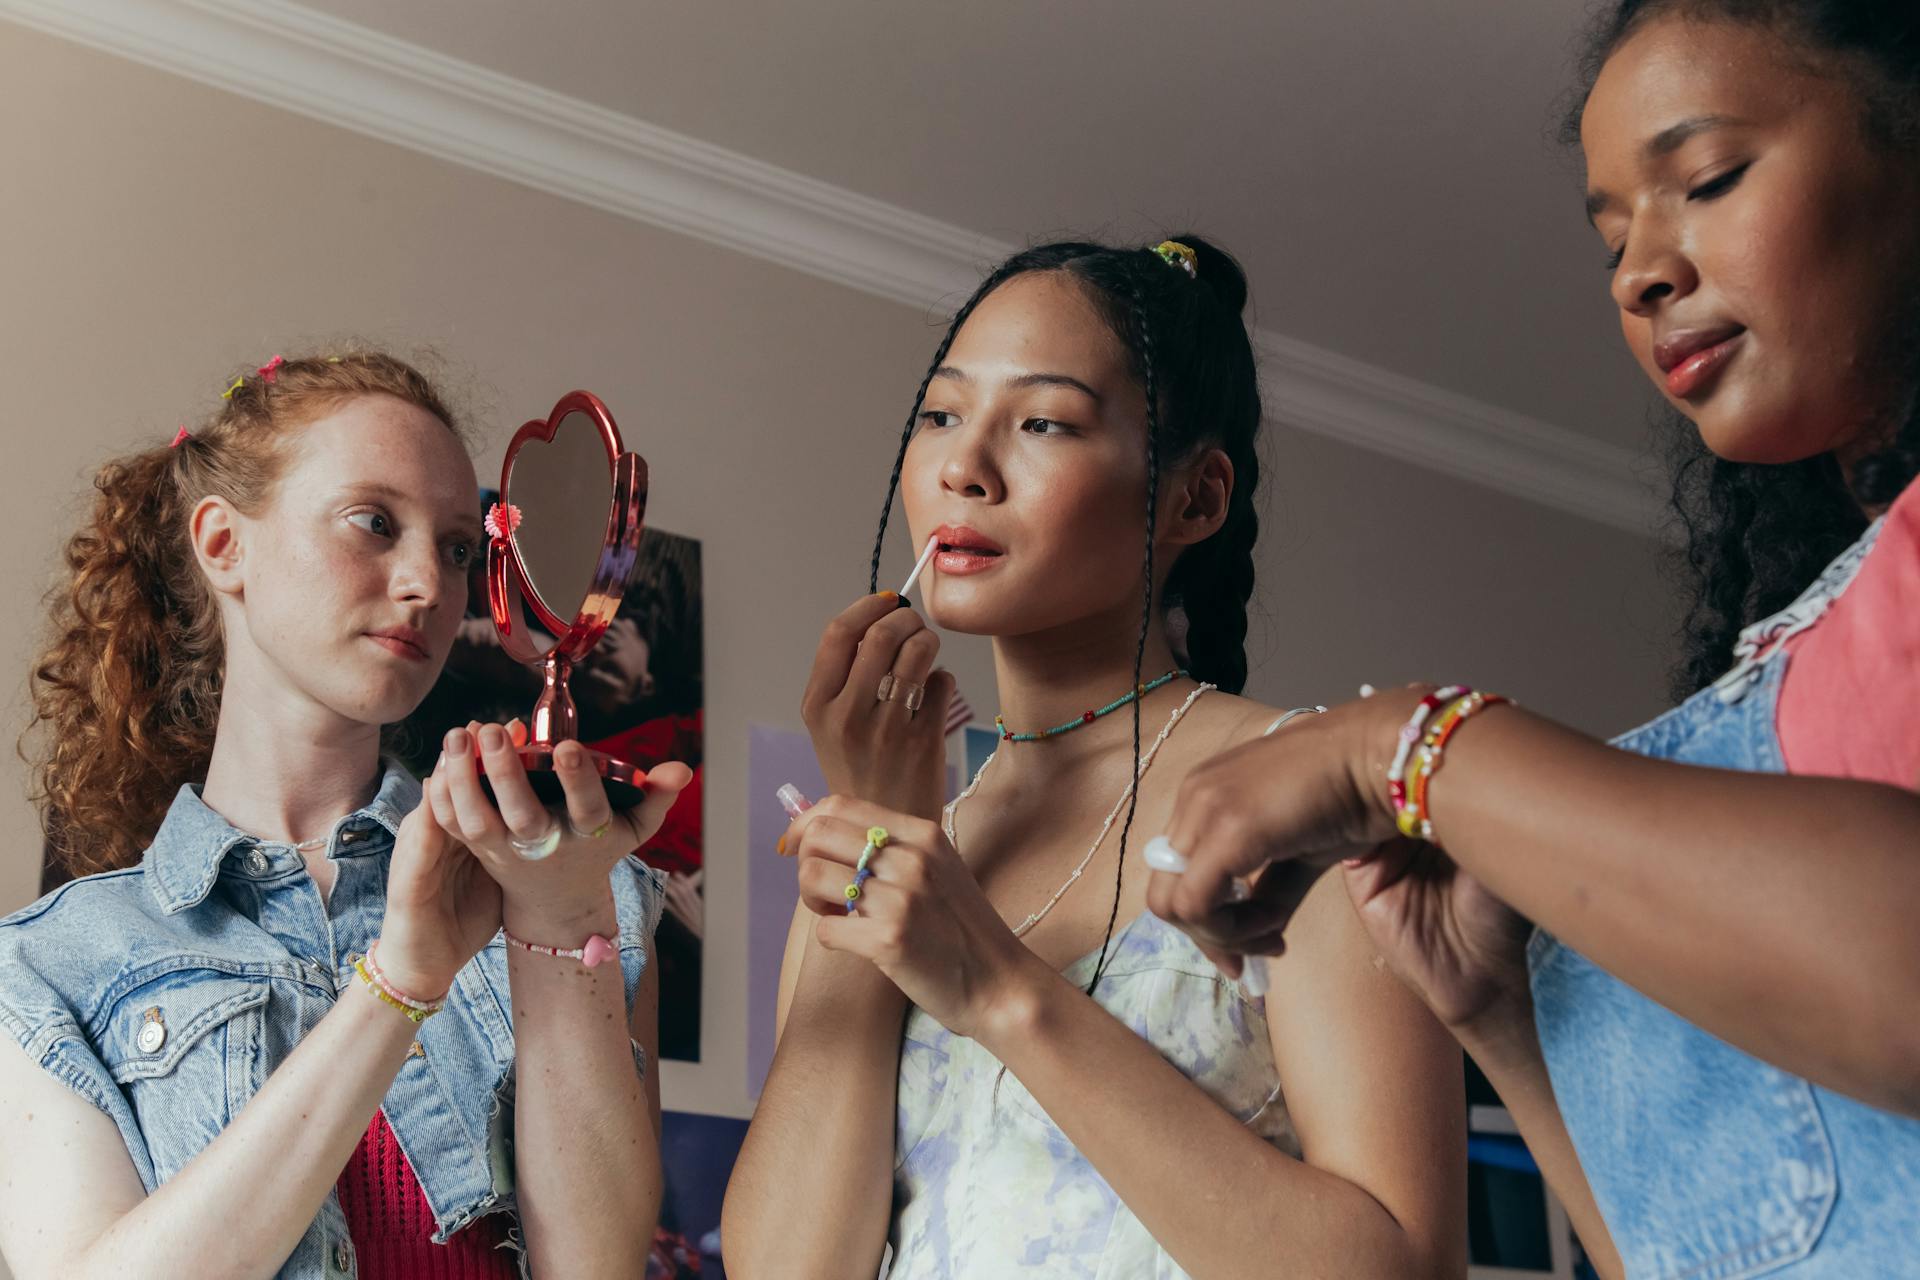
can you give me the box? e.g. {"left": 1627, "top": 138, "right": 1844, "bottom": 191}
{"left": 246, "top": 849, "right": 269, "bottom": 874}
{"left": 136, "top": 1008, "right": 166, "bottom": 1054}
{"left": 333, "top": 1239, "right": 354, "bottom": 1272}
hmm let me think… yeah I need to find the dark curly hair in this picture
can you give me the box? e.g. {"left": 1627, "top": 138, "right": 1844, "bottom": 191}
{"left": 869, "top": 236, "right": 1261, "bottom": 989}
{"left": 1566, "top": 0, "right": 1920, "bottom": 697}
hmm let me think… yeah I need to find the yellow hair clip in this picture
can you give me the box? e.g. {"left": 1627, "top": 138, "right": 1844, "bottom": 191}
{"left": 1151, "top": 240, "right": 1198, "bottom": 279}
{"left": 220, "top": 376, "right": 245, "bottom": 400}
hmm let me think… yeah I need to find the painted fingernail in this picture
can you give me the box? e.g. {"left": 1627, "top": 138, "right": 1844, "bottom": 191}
{"left": 446, "top": 728, "right": 469, "bottom": 755}
{"left": 875, "top": 590, "right": 898, "bottom": 601}
{"left": 776, "top": 835, "right": 787, "bottom": 855}
{"left": 507, "top": 718, "right": 528, "bottom": 747}
{"left": 776, "top": 784, "right": 812, "bottom": 819}
{"left": 479, "top": 725, "right": 505, "bottom": 751}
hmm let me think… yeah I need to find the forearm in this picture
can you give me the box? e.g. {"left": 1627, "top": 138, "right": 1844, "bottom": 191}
{"left": 509, "top": 902, "right": 660, "bottom": 1279}
{"left": 1432, "top": 708, "right": 1920, "bottom": 1111}
{"left": 1453, "top": 997, "right": 1621, "bottom": 1280}
{"left": 75, "top": 984, "right": 415, "bottom": 1280}
{"left": 983, "top": 968, "right": 1445, "bottom": 1280}
{"left": 723, "top": 943, "right": 906, "bottom": 1280}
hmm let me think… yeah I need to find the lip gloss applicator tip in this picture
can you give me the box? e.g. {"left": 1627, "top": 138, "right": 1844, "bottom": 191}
{"left": 899, "top": 534, "right": 939, "bottom": 602}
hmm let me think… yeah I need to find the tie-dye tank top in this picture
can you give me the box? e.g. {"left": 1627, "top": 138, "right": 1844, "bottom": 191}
{"left": 886, "top": 910, "right": 1298, "bottom": 1278}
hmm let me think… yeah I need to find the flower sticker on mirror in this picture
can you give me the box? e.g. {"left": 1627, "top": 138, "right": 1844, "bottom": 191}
{"left": 484, "top": 501, "right": 523, "bottom": 542}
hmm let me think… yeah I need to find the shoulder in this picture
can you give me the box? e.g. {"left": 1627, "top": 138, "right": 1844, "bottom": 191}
{"left": 0, "top": 866, "right": 155, "bottom": 946}
{"left": 1180, "top": 689, "right": 1326, "bottom": 754}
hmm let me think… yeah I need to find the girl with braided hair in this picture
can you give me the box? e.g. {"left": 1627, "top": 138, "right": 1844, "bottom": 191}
{"left": 725, "top": 240, "right": 1465, "bottom": 1278}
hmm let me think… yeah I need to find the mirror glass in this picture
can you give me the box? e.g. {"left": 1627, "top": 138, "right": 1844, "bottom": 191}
{"left": 503, "top": 409, "right": 614, "bottom": 629}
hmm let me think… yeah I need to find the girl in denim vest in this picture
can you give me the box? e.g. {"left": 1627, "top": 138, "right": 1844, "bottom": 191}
{"left": 1151, "top": 4, "right": 1920, "bottom": 1278}
{"left": 0, "top": 351, "right": 687, "bottom": 1278}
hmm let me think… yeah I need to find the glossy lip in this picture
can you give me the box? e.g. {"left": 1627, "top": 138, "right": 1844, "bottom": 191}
{"left": 1656, "top": 326, "right": 1746, "bottom": 400}
{"left": 367, "top": 625, "right": 430, "bottom": 662}
{"left": 1653, "top": 324, "right": 1745, "bottom": 373}
{"left": 931, "top": 524, "right": 1004, "bottom": 555}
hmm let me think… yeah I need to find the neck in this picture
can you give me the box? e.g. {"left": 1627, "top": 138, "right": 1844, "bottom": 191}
{"left": 201, "top": 644, "right": 387, "bottom": 846}
{"left": 988, "top": 604, "right": 1187, "bottom": 747}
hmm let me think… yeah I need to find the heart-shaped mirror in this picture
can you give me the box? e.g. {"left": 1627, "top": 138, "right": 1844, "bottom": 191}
{"left": 485, "top": 390, "right": 650, "bottom": 807}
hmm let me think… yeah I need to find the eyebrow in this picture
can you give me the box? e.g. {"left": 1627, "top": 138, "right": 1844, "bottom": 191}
{"left": 931, "top": 365, "right": 1102, "bottom": 403}
{"left": 1584, "top": 114, "right": 1750, "bottom": 224}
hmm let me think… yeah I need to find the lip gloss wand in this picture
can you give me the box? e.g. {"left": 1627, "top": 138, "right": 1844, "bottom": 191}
{"left": 899, "top": 534, "right": 939, "bottom": 602}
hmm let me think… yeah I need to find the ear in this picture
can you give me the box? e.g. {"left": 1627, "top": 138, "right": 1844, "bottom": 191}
{"left": 1161, "top": 447, "right": 1233, "bottom": 550}
{"left": 189, "top": 495, "right": 246, "bottom": 598}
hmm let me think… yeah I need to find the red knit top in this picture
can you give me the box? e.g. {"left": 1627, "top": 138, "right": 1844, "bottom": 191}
{"left": 336, "top": 1109, "right": 517, "bottom": 1279}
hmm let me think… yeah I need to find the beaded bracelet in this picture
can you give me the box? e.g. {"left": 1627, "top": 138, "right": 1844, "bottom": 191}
{"left": 355, "top": 944, "right": 446, "bottom": 1024}
{"left": 503, "top": 927, "right": 621, "bottom": 968}
{"left": 1385, "top": 685, "right": 1467, "bottom": 819}
{"left": 1395, "top": 690, "right": 1512, "bottom": 842}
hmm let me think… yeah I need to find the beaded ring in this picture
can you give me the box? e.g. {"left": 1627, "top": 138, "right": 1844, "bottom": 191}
{"left": 844, "top": 825, "right": 889, "bottom": 913}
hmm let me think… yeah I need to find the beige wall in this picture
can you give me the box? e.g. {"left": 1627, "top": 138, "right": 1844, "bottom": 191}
{"left": 0, "top": 25, "right": 1674, "bottom": 1135}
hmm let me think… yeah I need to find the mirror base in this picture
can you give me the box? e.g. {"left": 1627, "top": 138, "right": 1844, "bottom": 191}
{"left": 478, "top": 745, "right": 649, "bottom": 812}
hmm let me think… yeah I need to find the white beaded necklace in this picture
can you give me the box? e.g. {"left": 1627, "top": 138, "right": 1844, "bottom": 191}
{"left": 944, "top": 682, "right": 1215, "bottom": 937}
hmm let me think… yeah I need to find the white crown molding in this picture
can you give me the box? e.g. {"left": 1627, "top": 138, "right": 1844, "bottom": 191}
{"left": 1, "top": 0, "right": 1661, "bottom": 536}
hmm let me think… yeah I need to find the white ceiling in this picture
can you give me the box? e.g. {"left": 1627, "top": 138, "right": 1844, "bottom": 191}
{"left": 294, "top": 0, "right": 1660, "bottom": 453}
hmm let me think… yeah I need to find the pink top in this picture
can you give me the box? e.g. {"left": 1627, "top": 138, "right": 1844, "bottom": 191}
{"left": 1777, "top": 478, "right": 1920, "bottom": 787}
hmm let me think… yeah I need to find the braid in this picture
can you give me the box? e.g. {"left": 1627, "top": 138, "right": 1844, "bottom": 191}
{"left": 1088, "top": 275, "right": 1161, "bottom": 995}
{"left": 869, "top": 268, "right": 1019, "bottom": 592}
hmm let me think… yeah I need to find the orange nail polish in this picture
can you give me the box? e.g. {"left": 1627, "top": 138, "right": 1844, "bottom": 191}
{"left": 875, "top": 590, "right": 898, "bottom": 601}
{"left": 776, "top": 835, "right": 787, "bottom": 855}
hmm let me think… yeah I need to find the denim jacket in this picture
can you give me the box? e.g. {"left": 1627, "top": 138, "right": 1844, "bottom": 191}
{"left": 0, "top": 763, "right": 666, "bottom": 1279}
{"left": 1529, "top": 514, "right": 1920, "bottom": 1278}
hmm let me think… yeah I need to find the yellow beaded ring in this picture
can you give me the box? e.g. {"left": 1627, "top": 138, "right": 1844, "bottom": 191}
{"left": 844, "top": 826, "right": 889, "bottom": 913}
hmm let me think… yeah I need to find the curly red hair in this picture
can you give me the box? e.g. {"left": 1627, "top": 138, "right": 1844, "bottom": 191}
{"left": 25, "top": 350, "right": 465, "bottom": 880}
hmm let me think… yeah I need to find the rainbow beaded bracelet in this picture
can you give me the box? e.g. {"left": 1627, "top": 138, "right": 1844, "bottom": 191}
{"left": 1391, "top": 689, "right": 1511, "bottom": 842}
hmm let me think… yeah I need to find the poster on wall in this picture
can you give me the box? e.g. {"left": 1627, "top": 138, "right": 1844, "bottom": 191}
{"left": 401, "top": 496, "right": 706, "bottom": 1062}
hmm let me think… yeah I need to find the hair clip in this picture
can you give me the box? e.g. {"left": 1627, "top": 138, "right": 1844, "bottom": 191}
{"left": 484, "top": 502, "right": 523, "bottom": 540}
{"left": 169, "top": 425, "right": 192, "bottom": 449}
{"left": 220, "top": 376, "right": 245, "bottom": 400}
{"left": 257, "top": 354, "right": 285, "bottom": 383}
{"left": 325, "top": 355, "right": 342, "bottom": 364}
{"left": 1150, "top": 240, "right": 1198, "bottom": 279}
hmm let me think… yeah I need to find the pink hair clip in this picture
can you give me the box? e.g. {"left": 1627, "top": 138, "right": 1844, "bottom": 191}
{"left": 170, "top": 425, "right": 191, "bottom": 449}
{"left": 257, "top": 354, "right": 285, "bottom": 382}
{"left": 484, "top": 502, "right": 523, "bottom": 540}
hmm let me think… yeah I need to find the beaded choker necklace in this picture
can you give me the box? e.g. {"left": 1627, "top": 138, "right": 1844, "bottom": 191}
{"left": 994, "top": 669, "right": 1188, "bottom": 742}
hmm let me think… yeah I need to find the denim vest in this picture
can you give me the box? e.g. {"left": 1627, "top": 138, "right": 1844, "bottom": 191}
{"left": 1529, "top": 515, "right": 1920, "bottom": 1279}
{"left": 0, "top": 764, "right": 665, "bottom": 1279}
